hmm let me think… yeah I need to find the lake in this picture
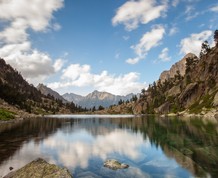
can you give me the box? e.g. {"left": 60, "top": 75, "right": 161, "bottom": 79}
{"left": 0, "top": 115, "right": 217, "bottom": 178}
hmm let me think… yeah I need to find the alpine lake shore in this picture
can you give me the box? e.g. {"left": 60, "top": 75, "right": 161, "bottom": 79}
{"left": 1, "top": 102, "right": 218, "bottom": 177}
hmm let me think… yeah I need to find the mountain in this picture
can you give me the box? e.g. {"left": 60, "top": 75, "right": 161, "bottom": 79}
{"left": 62, "top": 93, "right": 83, "bottom": 104}
{"left": 37, "top": 84, "right": 68, "bottom": 103}
{"left": 0, "top": 58, "right": 43, "bottom": 111}
{"left": 0, "top": 58, "right": 84, "bottom": 115}
{"left": 102, "top": 45, "right": 218, "bottom": 116}
{"left": 159, "top": 53, "right": 197, "bottom": 82}
{"left": 132, "top": 45, "right": 218, "bottom": 115}
{"left": 63, "top": 90, "right": 134, "bottom": 109}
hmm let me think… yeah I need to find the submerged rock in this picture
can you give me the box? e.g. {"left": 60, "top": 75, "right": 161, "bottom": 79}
{"left": 103, "top": 159, "right": 129, "bottom": 170}
{"left": 4, "top": 158, "right": 73, "bottom": 178}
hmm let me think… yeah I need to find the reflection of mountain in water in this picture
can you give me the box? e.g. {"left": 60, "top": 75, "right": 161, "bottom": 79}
{"left": 116, "top": 116, "right": 218, "bottom": 178}
{"left": 0, "top": 116, "right": 217, "bottom": 177}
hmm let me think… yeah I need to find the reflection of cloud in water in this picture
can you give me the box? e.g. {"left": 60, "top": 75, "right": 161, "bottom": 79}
{"left": 145, "top": 157, "right": 178, "bottom": 168}
{"left": 0, "top": 141, "right": 45, "bottom": 177}
{"left": 43, "top": 129, "right": 149, "bottom": 169}
{"left": 99, "top": 166, "right": 150, "bottom": 178}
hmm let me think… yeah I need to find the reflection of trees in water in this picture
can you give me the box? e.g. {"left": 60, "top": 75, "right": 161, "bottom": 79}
{"left": 0, "top": 116, "right": 217, "bottom": 177}
{"left": 115, "top": 116, "right": 218, "bottom": 178}
{"left": 66, "top": 115, "right": 218, "bottom": 177}
{"left": 0, "top": 117, "right": 63, "bottom": 165}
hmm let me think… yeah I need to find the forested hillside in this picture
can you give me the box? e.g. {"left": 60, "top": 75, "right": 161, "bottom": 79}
{"left": 0, "top": 59, "right": 86, "bottom": 115}
{"left": 133, "top": 43, "right": 218, "bottom": 114}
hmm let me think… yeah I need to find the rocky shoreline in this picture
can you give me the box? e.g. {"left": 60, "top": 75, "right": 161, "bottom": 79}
{"left": 3, "top": 158, "right": 73, "bottom": 178}
{"left": 3, "top": 158, "right": 131, "bottom": 178}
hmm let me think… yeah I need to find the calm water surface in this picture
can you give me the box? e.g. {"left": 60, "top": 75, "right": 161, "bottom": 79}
{"left": 0, "top": 115, "right": 217, "bottom": 178}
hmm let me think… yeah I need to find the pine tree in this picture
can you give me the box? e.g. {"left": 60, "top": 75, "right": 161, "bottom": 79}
{"left": 214, "top": 30, "right": 218, "bottom": 46}
{"left": 199, "top": 40, "right": 210, "bottom": 58}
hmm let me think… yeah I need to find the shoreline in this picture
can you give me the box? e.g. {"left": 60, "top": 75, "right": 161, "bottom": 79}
{"left": 0, "top": 110, "right": 217, "bottom": 125}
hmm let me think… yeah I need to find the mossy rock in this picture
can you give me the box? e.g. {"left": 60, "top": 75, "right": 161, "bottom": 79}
{"left": 103, "top": 159, "right": 129, "bottom": 170}
{"left": 180, "top": 148, "right": 193, "bottom": 155}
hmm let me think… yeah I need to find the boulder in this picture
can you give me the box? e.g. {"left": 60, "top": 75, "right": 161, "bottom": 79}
{"left": 155, "top": 102, "right": 171, "bottom": 114}
{"left": 4, "top": 158, "right": 73, "bottom": 178}
{"left": 179, "top": 82, "right": 198, "bottom": 107}
{"left": 103, "top": 159, "right": 129, "bottom": 170}
{"left": 132, "top": 101, "right": 148, "bottom": 114}
{"left": 166, "top": 85, "right": 181, "bottom": 97}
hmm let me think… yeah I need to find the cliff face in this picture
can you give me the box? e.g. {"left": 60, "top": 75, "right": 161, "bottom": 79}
{"left": 132, "top": 46, "right": 218, "bottom": 115}
{"left": 159, "top": 53, "right": 197, "bottom": 82}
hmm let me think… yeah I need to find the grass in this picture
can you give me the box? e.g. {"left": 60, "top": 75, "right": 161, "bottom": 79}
{"left": 0, "top": 108, "right": 15, "bottom": 121}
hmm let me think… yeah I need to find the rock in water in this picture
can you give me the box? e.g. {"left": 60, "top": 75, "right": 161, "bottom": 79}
{"left": 3, "top": 158, "right": 73, "bottom": 178}
{"left": 103, "top": 159, "right": 129, "bottom": 170}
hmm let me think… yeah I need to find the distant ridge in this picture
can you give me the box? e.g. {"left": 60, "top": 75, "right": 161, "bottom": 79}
{"left": 63, "top": 90, "right": 134, "bottom": 109}
{"left": 37, "top": 83, "right": 68, "bottom": 103}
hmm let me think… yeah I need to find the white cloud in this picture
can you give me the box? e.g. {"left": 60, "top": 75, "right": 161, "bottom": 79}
{"left": 126, "top": 25, "right": 165, "bottom": 64}
{"left": 112, "top": 0, "right": 168, "bottom": 31}
{"left": 53, "top": 23, "right": 62, "bottom": 31}
{"left": 0, "top": 0, "right": 64, "bottom": 85}
{"left": 115, "top": 52, "right": 120, "bottom": 59}
{"left": 132, "top": 25, "right": 165, "bottom": 57}
{"left": 48, "top": 64, "right": 146, "bottom": 95}
{"left": 158, "top": 48, "right": 171, "bottom": 62}
{"left": 126, "top": 57, "right": 141, "bottom": 65}
{"left": 0, "top": 0, "right": 63, "bottom": 31}
{"left": 53, "top": 59, "right": 64, "bottom": 72}
{"left": 184, "top": 5, "right": 199, "bottom": 21}
{"left": 210, "top": 5, "right": 218, "bottom": 12}
{"left": 43, "top": 129, "right": 148, "bottom": 169}
{"left": 123, "top": 36, "right": 130, "bottom": 41}
{"left": 180, "top": 30, "right": 212, "bottom": 55}
{"left": 172, "top": 0, "right": 180, "bottom": 7}
{"left": 0, "top": 42, "right": 56, "bottom": 84}
{"left": 0, "top": 19, "right": 28, "bottom": 43}
{"left": 169, "top": 27, "right": 178, "bottom": 36}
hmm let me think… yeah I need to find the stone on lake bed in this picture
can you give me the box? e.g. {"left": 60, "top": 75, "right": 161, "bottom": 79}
{"left": 103, "top": 159, "right": 129, "bottom": 170}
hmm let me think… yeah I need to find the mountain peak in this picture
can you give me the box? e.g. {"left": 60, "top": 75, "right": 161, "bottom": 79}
{"left": 159, "top": 53, "right": 198, "bottom": 82}
{"left": 62, "top": 90, "right": 134, "bottom": 109}
{"left": 37, "top": 83, "right": 67, "bottom": 103}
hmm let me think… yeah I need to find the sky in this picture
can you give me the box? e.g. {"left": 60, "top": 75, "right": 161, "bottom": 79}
{"left": 0, "top": 0, "right": 217, "bottom": 96}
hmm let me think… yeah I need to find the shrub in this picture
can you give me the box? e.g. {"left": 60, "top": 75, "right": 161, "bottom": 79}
{"left": 0, "top": 108, "right": 15, "bottom": 120}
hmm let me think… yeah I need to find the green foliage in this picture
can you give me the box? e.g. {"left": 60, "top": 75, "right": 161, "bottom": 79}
{"left": 92, "top": 106, "right": 96, "bottom": 112}
{"left": 185, "top": 56, "right": 198, "bottom": 74}
{"left": 214, "top": 29, "right": 218, "bottom": 46}
{"left": 199, "top": 40, "right": 210, "bottom": 58}
{"left": 189, "top": 92, "right": 216, "bottom": 113}
{"left": 98, "top": 105, "right": 104, "bottom": 110}
{"left": 0, "top": 108, "right": 15, "bottom": 120}
{"left": 170, "top": 102, "right": 181, "bottom": 113}
{"left": 185, "top": 74, "right": 191, "bottom": 85}
{"left": 118, "top": 99, "right": 124, "bottom": 105}
{"left": 130, "top": 95, "right": 138, "bottom": 102}
{"left": 207, "top": 77, "right": 216, "bottom": 88}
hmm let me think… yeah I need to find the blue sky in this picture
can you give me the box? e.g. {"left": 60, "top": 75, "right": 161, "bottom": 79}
{"left": 0, "top": 0, "right": 217, "bottom": 96}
